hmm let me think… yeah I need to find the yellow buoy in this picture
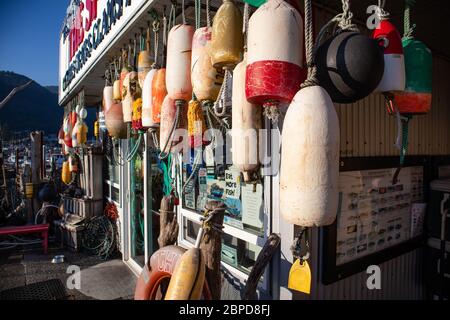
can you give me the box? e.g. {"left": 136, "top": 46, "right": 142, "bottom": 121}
{"left": 210, "top": 0, "right": 244, "bottom": 69}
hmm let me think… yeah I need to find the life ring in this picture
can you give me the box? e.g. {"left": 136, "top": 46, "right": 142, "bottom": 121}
{"left": 134, "top": 245, "right": 212, "bottom": 300}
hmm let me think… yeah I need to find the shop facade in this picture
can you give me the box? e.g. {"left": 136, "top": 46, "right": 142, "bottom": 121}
{"left": 58, "top": 0, "right": 450, "bottom": 300}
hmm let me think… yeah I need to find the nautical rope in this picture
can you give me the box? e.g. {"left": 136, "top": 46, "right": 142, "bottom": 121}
{"left": 376, "top": 0, "right": 390, "bottom": 21}
{"left": 301, "top": 0, "right": 319, "bottom": 89}
{"left": 243, "top": 2, "right": 250, "bottom": 52}
{"left": 153, "top": 19, "right": 160, "bottom": 68}
{"left": 403, "top": 1, "right": 416, "bottom": 40}
{"left": 182, "top": 0, "right": 186, "bottom": 25}
{"left": 195, "top": 0, "right": 201, "bottom": 30}
{"left": 182, "top": 150, "right": 202, "bottom": 194}
{"left": 315, "top": 0, "right": 359, "bottom": 56}
{"left": 214, "top": 69, "right": 231, "bottom": 117}
{"left": 206, "top": 0, "right": 211, "bottom": 28}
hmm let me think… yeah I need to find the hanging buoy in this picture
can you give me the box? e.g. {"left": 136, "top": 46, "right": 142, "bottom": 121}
{"left": 77, "top": 113, "right": 88, "bottom": 146}
{"left": 62, "top": 161, "right": 71, "bottom": 185}
{"left": 132, "top": 97, "right": 144, "bottom": 130}
{"left": 120, "top": 49, "right": 131, "bottom": 101}
{"left": 315, "top": 31, "right": 384, "bottom": 104}
{"left": 210, "top": 0, "right": 244, "bottom": 69}
{"left": 58, "top": 127, "right": 65, "bottom": 145}
{"left": 372, "top": 19, "right": 405, "bottom": 93}
{"left": 192, "top": 27, "right": 223, "bottom": 102}
{"left": 105, "top": 102, "right": 127, "bottom": 139}
{"left": 280, "top": 87, "right": 340, "bottom": 226}
{"left": 122, "top": 71, "right": 140, "bottom": 123}
{"left": 246, "top": 0, "right": 305, "bottom": 107}
{"left": 233, "top": 55, "right": 262, "bottom": 182}
{"left": 113, "top": 79, "right": 122, "bottom": 101}
{"left": 187, "top": 100, "right": 207, "bottom": 149}
{"left": 280, "top": 0, "right": 340, "bottom": 227}
{"left": 152, "top": 68, "right": 167, "bottom": 125}
{"left": 72, "top": 117, "right": 80, "bottom": 148}
{"left": 166, "top": 24, "right": 194, "bottom": 102}
{"left": 393, "top": 39, "right": 432, "bottom": 114}
{"left": 160, "top": 95, "right": 188, "bottom": 153}
{"left": 64, "top": 115, "right": 73, "bottom": 148}
{"left": 103, "top": 86, "right": 114, "bottom": 113}
{"left": 138, "top": 27, "right": 153, "bottom": 89}
{"left": 142, "top": 69, "right": 157, "bottom": 127}
{"left": 69, "top": 155, "right": 78, "bottom": 173}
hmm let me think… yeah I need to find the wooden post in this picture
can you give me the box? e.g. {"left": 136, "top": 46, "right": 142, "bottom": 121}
{"left": 200, "top": 201, "right": 226, "bottom": 300}
{"left": 30, "top": 131, "right": 43, "bottom": 223}
{"left": 243, "top": 234, "right": 281, "bottom": 300}
{"left": 158, "top": 196, "right": 179, "bottom": 248}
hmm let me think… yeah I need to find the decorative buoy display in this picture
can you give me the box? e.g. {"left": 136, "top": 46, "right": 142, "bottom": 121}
{"left": 120, "top": 48, "right": 131, "bottom": 101}
{"left": 246, "top": 0, "right": 305, "bottom": 108}
{"left": 191, "top": 27, "right": 223, "bottom": 103}
{"left": 62, "top": 161, "right": 71, "bottom": 185}
{"left": 132, "top": 97, "right": 144, "bottom": 130}
{"left": 372, "top": 18, "right": 405, "bottom": 93}
{"left": 210, "top": 0, "right": 244, "bottom": 69}
{"left": 280, "top": 0, "right": 340, "bottom": 227}
{"left": 314, "top": 1, "right": 384, "bottom": 104}
{"left": 233, "top": 54, "right": 262, "bottom": 182}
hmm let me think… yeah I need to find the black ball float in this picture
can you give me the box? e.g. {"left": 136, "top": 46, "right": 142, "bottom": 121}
{"left": 315, "top": 31, "right": 385, "bottom": 104}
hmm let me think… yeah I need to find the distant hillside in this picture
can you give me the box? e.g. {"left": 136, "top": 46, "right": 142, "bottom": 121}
{"left": 0, "top": 71, "right": 63, "bottom": 136}
{"left": 45, "top": 86, "right": 59, "bottom": 95}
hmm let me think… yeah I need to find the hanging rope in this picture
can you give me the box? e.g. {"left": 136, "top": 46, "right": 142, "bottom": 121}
{"left": 243, "top": 2, "right": 250, "bottom": 52}
{"left": 403, "top": 0, "right": 416, "bottom": 40}
{"left": 301, "top": 0, "right": 319, "bottom": 89}
{"left": 206, "top": 0, "right": 211, "bottom": 28}
{"left": 315, "top": 0, "right": 359, "bottom": 54}
{"left": 195, "top": 0, "right": 201, "bottom": 30}
{"left": 182, "top": 0, "right": 186, "bottom": 25}
{"left": 153, "top": 19, "right": 160, "bottom": 68}
{"left": 375, "top": 0, "right": 390, "bottom": 22}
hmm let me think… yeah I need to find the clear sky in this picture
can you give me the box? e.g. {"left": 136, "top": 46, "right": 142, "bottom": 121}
{"left": 0, "top": 0, "right": 69, "bottom": 86}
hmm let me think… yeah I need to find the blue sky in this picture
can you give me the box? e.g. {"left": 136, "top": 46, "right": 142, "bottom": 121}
{"left": 0, "top": 0, "right": 69, "bottom": 86}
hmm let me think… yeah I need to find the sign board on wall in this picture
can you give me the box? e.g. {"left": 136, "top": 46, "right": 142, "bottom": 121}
{"left": 59, "top": 0, "right": 149, "bottom": 104}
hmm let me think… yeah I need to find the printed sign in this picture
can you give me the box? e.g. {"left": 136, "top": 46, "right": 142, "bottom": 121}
{"left": 241, "top": 183, "right": 264, "bottom": 230}
{"left": 336, "top": 166, "right": 423, "bottom": 266}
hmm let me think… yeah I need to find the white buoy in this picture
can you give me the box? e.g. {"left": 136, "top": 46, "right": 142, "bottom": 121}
{"left": 166, "top": 24, "right": 194, "bottom": 102}
{"left": 142, "top": 69, "right": 157, "bottom": 127}
{"left": 232, "top": 55, "right": 262, "bottom": 182}
{"left": 280, "top": 86, "right": 340, "bottom": 227}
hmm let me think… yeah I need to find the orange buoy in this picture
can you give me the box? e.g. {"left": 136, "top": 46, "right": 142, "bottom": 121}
{"left": 152, "top": 68, "right": 167, "bottom": 125}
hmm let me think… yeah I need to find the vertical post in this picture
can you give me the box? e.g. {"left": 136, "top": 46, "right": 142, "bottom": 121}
{"left": 30, "top": 131, "right": 43, "bottom": 223}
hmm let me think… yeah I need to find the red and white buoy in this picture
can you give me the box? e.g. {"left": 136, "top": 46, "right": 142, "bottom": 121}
{"left": 246, "top": 0, "right": 305, "bottom": 110}
{"left": 373, "top": 19, "right": 405, "bottom": 93}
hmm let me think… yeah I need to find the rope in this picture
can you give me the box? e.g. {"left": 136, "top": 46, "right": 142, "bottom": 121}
{"left": 403, "top": 2, "right": 416, "bottom": 40}
{"left": 182, "top": 0, "right": 186, "bottom": 25}
{"left": 153, "top": 19, "right": 160, "bottom": 68}
{"left": 301, "top": 0, "right": 319, "bottom": 89}
{"left": 315, "top": 0, "right": 359, "bottom": 57}
{"left": 214, "top": 69, "right": 231, "bottom": 117}
{"left": 195, "top": 0, "right": 201, "bottom": 30}
{"left": 375, "top": 0, "right": 390, "bottom": 21}
{"left": 243, "top": 2, "right": 250, "bottom": 52}
{"left": 206, "top": 0, "right": 211, "bottom": 28}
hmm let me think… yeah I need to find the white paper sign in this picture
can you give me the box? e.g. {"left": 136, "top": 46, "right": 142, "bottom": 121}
{"left": 241, "top": 184, "right": 264, "bottom": 230}
{"left": 225, "top": 169, "right": 241, "bottom": 199}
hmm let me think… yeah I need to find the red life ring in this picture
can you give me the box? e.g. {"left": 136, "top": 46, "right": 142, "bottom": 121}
{"left": 134, "top": 245, "right": 212, "bottom": 300}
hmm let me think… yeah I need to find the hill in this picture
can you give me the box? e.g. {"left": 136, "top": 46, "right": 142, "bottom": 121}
{"left": 0, "top": 71, "right": 63, "bottom": 136}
